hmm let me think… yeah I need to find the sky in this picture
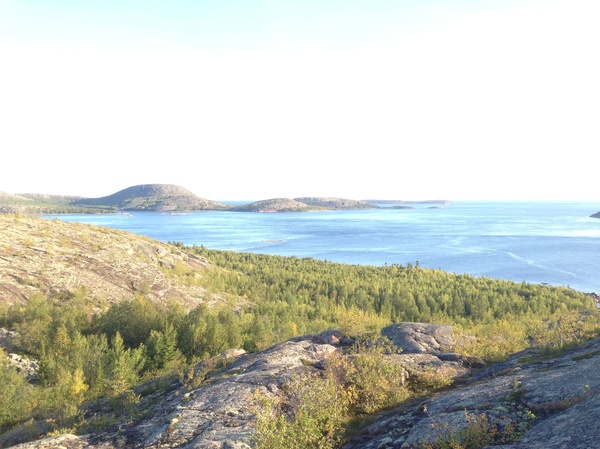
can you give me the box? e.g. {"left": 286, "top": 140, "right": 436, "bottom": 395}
{"left": 1, "top": 0, "right": 599, "bottom": 201}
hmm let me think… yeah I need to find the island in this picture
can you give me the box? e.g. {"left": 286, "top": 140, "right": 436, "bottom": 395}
{"left": 231, "top": 197, "right": 377, "bottom": 213}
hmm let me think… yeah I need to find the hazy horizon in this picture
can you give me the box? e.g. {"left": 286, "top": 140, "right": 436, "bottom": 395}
{"left": 2, "top": 0, "right": 599, "bottom": 202}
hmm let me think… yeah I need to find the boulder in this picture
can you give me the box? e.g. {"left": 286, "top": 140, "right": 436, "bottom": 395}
{"left": 0, "top": 328, "right": 17, "bottom": 351}
{"left": 381, "top": 322, "right": 456, "bottom": 354}
{"left": 5, "top": 353, "right": 39, "bottom": 382}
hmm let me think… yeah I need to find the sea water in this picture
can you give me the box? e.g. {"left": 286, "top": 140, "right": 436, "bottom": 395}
{"left": 47, "top": 201, "right": 600, "bottom": 293}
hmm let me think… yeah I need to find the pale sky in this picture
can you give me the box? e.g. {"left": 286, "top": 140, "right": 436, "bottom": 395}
{"left": 1, "top": 0, "right": 599, "bottom": 201}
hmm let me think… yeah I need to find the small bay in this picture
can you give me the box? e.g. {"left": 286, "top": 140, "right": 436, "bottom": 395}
{"left": 47, "top": 201, "right": 600, "bottom": 293}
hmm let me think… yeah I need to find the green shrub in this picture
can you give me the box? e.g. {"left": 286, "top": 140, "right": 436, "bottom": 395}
{"left": 254, "top": 341, "right": 411, "bottom": 449}
{"left": 0, "top": 353, "right": 36, "bottom": 432}
{"left": 327, "top": 342, "right": 410, "bottom": 415}
{"left": 254, "top": 371, "right": 347, "bottom": 449}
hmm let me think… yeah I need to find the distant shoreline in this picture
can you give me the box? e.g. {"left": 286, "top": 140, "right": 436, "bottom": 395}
{"left": 364, "top": 199, "right": 451, "bottom": 205}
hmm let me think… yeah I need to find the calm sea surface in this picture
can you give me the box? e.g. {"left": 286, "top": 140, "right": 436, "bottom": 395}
{"left": 47, "top": 202, "right": 600, "bottom": 293}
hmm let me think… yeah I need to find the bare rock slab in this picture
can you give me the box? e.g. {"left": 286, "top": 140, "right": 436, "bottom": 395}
{"left": 381, "top": 322, "right": 455, "bottom": 354}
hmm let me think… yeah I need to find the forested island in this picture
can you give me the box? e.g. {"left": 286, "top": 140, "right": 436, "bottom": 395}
{"left": 2, "top": 214, "right": 600, "bottom": 448}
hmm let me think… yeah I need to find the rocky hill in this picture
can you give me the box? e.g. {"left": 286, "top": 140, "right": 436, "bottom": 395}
{"left": 232, "top": 197, "right": 377, "bottom": 212}
{"left": 231, "top": 198, "right": 317, "bottom": 212}
{"left": 73, "top": 184, "right": 230, "bottom": 212}
{"left": 590, "top": 211, "right": 600, "bottom": 218}
{"left": 294, "top": 197, "right": 377, "bottom": 210}
{"left": 5, "top": 322, "right": 600, "bottom": 449}
{"left": 0, "top": 214, "right": 216, "bottom": 309}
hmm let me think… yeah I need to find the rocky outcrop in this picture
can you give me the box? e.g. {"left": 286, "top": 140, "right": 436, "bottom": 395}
{"left": 1, "top": 329, "right": 39, "bottom": 382}
{"left": 6, "top": 333, "right": 342, "bottom": 449}
{"left": 136, "top": 338, "right": 337, "bottom": 449}
{"left": 343, "top": 333, "right": 600, "bottom": 449}
{"left": 0, "top": 215, "right": 213, "bottom": 308}
{"left": 590, "top": 211, "right": 600, "bottom": 218}
{"left": 4, "top": 352, "right": 39, "bottom": 382}
{"left": 381, "top": 322, "right": 455, "bottom": 354}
